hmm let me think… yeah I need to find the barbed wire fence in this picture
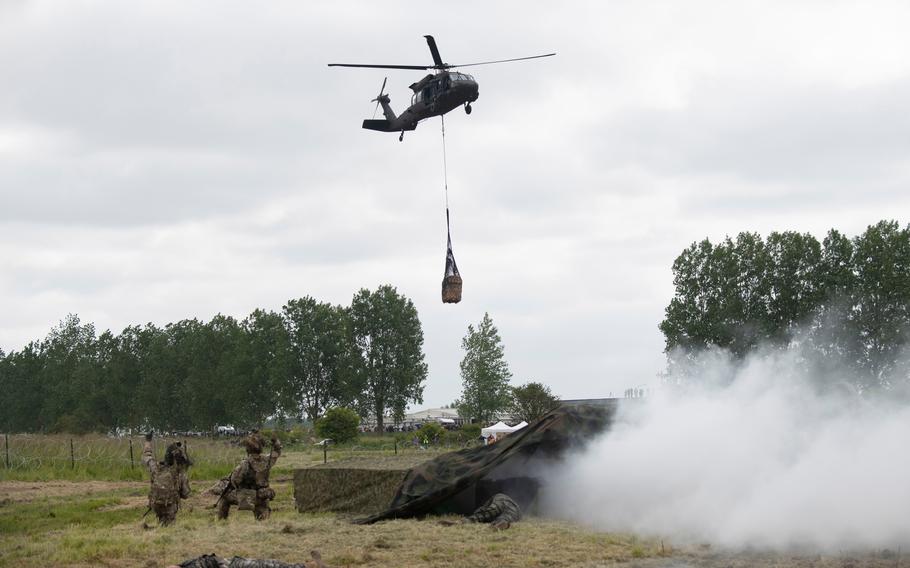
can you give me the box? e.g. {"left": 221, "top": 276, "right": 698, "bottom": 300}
{"left": 0, "top": 432, "right": 481, "bottom": 475}
{"left": 0, "top": 434, "right": 240, "bottom": 475}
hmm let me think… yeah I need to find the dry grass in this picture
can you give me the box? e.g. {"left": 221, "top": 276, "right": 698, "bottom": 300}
{"left": 0, "top": 475, "right": 664, "bottom": 568}
{"left": 1, "top": 468, "right": 904, "bottom": 567}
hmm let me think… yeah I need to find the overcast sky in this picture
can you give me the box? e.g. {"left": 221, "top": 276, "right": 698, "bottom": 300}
{"left": 2, "top": 1, "right": 909, "bottom": 409}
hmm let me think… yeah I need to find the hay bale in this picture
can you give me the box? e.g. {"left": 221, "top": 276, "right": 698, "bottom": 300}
{"left": 441, "top": 274, "right": 462, "bottom": 303}
{"left": 294, "top": 467, "right": 408, "bottom": 514}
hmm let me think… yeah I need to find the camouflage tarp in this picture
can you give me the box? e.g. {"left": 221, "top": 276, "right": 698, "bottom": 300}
{"left": 356, "top": 403, "right": 615, "bottom": 524}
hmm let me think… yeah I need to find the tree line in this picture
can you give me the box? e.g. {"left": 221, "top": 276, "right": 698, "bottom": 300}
{"left": 660, "top": 220, "right": 910, "bottom": 393}
{"left": 0, "top": 285, "right": 427, "bottom": 434}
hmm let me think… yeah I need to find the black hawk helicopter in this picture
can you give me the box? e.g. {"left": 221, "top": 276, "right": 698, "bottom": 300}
{"left": 329, "top": 35, "right": 554, "bottom": 141}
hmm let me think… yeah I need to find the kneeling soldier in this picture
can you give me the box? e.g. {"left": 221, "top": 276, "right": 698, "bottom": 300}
{"left": 143, "top": 432, "right": 192, "bottom": 526}
{"left": 217, "top": 431, "right": 281, "bottom": 521}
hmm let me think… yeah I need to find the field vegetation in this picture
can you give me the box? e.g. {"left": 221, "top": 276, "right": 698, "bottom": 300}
{"left": 0, "top": 433, "right": 458, "bottom": 483}
{"left": 0, "top": 438, "right": 902, "bottom": 567}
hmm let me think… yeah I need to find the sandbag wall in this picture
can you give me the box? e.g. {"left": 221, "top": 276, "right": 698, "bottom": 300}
{"left": 294, "top": 467, "right": 409, "bottom": 514}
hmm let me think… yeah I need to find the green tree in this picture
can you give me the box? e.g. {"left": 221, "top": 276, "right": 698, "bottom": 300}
{"left": 349, "top": 285, "right": 428, "bottom": 432}
{"left": 175, "top": 316, "right": 239, "bottom": 431}
{"left": 239, "top": 309, "right": 290, "bottom": 427}
{"left": 764, "top": 231, "right": 825, "bottom": 345}
{"left": 315, "top": 407, "right": 360, "bottom": 444}
{"left": 510, "top": 381, "right": 559, "bottom": 423}
{"left": 458, "top": 313, "right": 512, "bottom": 425}
{"left": 282, "top": 297, "right": 352, "bottom": 422}
{"left": 849, "top": 220, "right": 910, "bottom": 390}
{"left": 659, "top": 221, "right": 910, "bottom": 394}
{"left": 134, "top": 323, "right": 186, "bottom": 431}
{"left": 0, "top": 342, "right": 45, "bottom": 432}
{"left": 39, "top": 314, "right": 102, "bottom": 433}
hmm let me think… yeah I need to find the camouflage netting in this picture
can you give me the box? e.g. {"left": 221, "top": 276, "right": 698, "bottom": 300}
{"left": 294, "top": 467, "right": 410, "bottom": 515}
{"left": 356, "top": 403, "right": 616, "bottom": 524}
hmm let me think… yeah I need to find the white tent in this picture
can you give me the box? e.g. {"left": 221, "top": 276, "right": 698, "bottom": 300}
{"left": 481, "top": 421, "right": 528, "bottom": 438}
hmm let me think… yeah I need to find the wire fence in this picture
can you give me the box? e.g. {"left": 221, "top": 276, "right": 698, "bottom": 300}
{"left": 0, "top": 433, "right": 477, "bottom": 480}
{"left": 0, "top": 433, "right": 240, "bottom": 480}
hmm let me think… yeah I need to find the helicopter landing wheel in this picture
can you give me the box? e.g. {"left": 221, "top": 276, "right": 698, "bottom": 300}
{"left": 399, "top": 131, "right": 404, "bottom": 142}
{"left": 465, "top": 103, "right": 472, "bottom": 115}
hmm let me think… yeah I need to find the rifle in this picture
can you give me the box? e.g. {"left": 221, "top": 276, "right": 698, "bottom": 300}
{"left": 213, "top": 475, "right": 234, "bottom": 509}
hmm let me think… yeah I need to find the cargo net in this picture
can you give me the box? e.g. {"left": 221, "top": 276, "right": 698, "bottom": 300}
{"left": 442, "top": 208, "right": 462, "bottom": 304}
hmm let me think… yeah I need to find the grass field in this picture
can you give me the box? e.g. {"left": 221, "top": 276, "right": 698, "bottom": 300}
{"left": 0, "top": 439, "right": 903, "bottom": 567}
{"left": 0, "top": 471, "right": 668, "bottom": 568}
{"left": 1, "top": 471, "right": 902, "bottom": 568}
{"left": 0, "top": 433, "right": 451, "bottom": 482}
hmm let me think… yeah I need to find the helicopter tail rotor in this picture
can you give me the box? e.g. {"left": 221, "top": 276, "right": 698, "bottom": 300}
{"left": 371, "top": 77, "right": 389, "bottom": 118}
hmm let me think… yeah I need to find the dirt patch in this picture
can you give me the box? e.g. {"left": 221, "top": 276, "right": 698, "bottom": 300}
{"left": 0, "top": 480, "right": 144, "bottom": 503}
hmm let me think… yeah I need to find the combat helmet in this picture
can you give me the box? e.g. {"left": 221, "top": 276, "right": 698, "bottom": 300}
{"left": 164, "top": 441, "right": 192, "bottom": 467}
{"left": 241, "top": 431, "right": 267, "bottom": 455}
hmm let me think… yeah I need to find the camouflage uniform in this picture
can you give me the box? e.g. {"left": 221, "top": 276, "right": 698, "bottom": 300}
{"left": 143, "top": 438, "right": 191, "bottom": 526}
{"left": 218, "top": 432, "right": 281, "bottom": 521}
{"left": 174, "top": 555, "right": 309, "bottom": 568}
{"left": 465, "top": 493, "right": 521, "bottom": 529}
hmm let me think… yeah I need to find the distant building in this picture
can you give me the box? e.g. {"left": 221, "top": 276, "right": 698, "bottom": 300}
{"left": 359, "top": 407, "right": 466, "bottom": 432}
{"left": 405, "top": 407, "right": 465, "bottom": 428}
{"left": 559, "top": 398, "right": 620, "bottom": 409}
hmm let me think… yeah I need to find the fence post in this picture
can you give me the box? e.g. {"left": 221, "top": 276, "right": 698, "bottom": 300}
{"left": 70, "top": 438, "right": 75, "bottom": 470}
{"left": 4, "top": 433, "right": 9, "bottom": 469}
{"left": 394, "top": 439, "right": 398, "bottom": 455}
{"left": 129, "top": 438, "right": 134, "bottom": 469}
{"left": 323, "top": 443, "right": 327, "bottom": 464}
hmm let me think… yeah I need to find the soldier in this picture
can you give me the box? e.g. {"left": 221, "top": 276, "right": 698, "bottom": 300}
{"left": 142, "top": 432, "right": 192, "bottom": 526}
{"left": 439, "top": 492, "right": 522, "bottom": 530}
{"left": 217, "top": 431, "right": 281, "bottom": 521}
{"left": 169, "top": 550, "right": 327, "bottom": 568}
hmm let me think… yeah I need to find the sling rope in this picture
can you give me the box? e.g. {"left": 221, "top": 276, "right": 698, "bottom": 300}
{"left": 440, "top": 113, "right": 462, "bottom": 303}
{"left": 441, "top": 114, "right": 449, "bottom": 212}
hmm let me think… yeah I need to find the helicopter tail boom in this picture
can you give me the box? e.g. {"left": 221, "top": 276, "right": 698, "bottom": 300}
{"left": 362, "top": 119, "right": 417, "bottom": 133}
{"left": 362, "top": 119, "right": 395, "bottom": 132}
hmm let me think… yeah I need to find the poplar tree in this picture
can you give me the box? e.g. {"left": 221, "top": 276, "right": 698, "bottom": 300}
{"left": 458, "top": 313, "right": 512, "bottom": 424}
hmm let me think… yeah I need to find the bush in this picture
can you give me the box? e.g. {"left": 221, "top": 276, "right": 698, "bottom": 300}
{"left": 414, "top": 422, "right": 446, "bottom": 445}
{"left": 460, "top": 423, "right": 481, "bottom": 440}
{"left": 260, "top": 425, "right": 312, "bottom": 446}
{"left": 315, "top": 407, "right": 360, "bottom": 444}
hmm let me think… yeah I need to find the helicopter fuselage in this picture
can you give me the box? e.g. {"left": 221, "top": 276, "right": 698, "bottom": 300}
{"left": 362, "top": 71, "right": 479, "bottom": 135}
{"left": 331, "top": 34, "right": 552, "bottom": 140}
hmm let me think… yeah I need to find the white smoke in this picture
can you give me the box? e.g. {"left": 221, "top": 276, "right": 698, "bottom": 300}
{"left": 541, "top": 345, "right": 910, "bottom": 550}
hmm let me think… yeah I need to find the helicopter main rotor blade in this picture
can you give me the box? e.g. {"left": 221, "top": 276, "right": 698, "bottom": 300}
{"left": 328, "top": 63, "right": 430, "bottom": 70}
{"left": 424, "top": 35, "right": 444, "bottom": 68}
{"left": 446, "top": 52, "right": 556, "bottom": 68}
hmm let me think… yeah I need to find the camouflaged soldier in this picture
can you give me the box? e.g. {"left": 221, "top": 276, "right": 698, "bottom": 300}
{"left": 466, "top": 493, "right": 521, "bottom": 529}
{"left": 142, "top": 432, "right": 192, "bottom": 526}
{"left": 170, "top": 550, "right": 326, "bottom": 568}
{"left": 217, "top": 431, "right": 281, "bottom": 520}
{"left": 439, "top": 492, "right": 521, "bottom": 530}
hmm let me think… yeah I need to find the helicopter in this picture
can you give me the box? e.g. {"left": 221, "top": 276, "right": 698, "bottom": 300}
{"left": 328, "top": 35, "right": 555, "bottom": 141}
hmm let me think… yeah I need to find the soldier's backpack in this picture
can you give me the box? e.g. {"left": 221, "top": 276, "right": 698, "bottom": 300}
{"left": 249, "top": 456, "right": 272, "bottom": 489}
{"left": 150, "top": 466, "right": 178, "bottom": 508}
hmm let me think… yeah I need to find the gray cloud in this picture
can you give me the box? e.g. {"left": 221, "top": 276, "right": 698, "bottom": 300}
{"left": 2, "top": 1, "right": 910, "bottom": 406}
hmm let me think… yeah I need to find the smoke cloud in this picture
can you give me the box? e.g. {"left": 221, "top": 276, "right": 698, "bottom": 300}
{"left": 541, "top": 345, "right": 910, "bottom": 550}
